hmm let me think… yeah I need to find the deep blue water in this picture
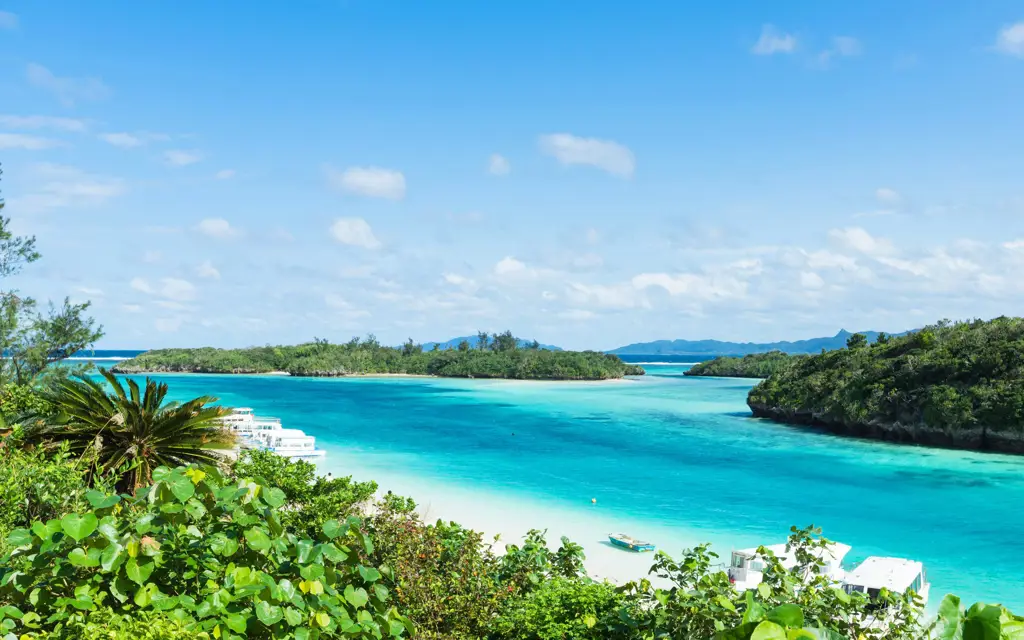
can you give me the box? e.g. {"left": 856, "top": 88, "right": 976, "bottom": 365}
{"left": 116, "top": 365, "right": 1024, "bottom": 609}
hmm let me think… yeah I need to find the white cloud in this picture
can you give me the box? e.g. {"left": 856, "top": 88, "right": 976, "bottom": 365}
{"left": 817, "top": 36, "right": 863, "bottom": 68}
{"left": 330, "top": 218, "right": 381, "bottom": 249}
{"left": 827, "top": 227, "right": 895, "bottom": 256}
{"left": 494, "top": 256, "right": 527, "bottom": 276}
{"left": 99, "top": 132, "right": 143, "bottom": 148}
{"left": 752, "top": 25, "right": 797, "bottom": 55}
{"left": 215, "top": 169, "right": 236, "bottom": 180}
{"left": 0, "top": 114, "right": 87, "bottom": 132}
{"left": 1003, "top": 239, "right": 1024, "bottom": 250}
{"left": 326, "top": 166, "right": 406, "bottom": 200}
{"left": 0, "top": 133, "right": 62, "bottom": 150}
{"left": 800, "top": 271, "right": 825, "bottom": 289}
{"left": 443, "top": 273, "right": 476, "bottom": 288}
{"left": 10, "top": 163, "right": 126, "bottom": 213}
{"left": 130, "top": 277, "right": 153, "bottom": 294}
{"left": 558, "top": 309, "right": 595, "bottom": 321}
{"left": 76, "top": 286, "right": 104, "bottom": 296}
{"left": 0, "top": 11, "right": 17, "bottom": 29}
{"left": 196, "top": 260, "right": 220, "bottom": 279}
{"left": 26, "top": 63, "right": 110, "bottom": 106}
{"left": 159, "top": 278, "right": 196, "bottom": 301}
{"left": 803, "top": 249, "right": 860, "bottom": 271}
{"left": 132, "top": 276, "right": 197, "bottom": 302}
{"left": 165, "top": 149, "right": 202, "bottom": 166}
{"left": 196, "top": 218, "right": 239, "bottom": 239}
{"left": 121, "top": 304, "right": 143, "bottom": 313}
{"left": 631, "top": 272, "right": 748, "bottom": 300}
{"left": 488, "top": 154, "right": 510, "bottom": 176}
{"left": 994, "top": 22, "right": 1024, "bottom": 57}
{"left": 875, "top": 188, "right": 901, "bottom": 205}
{"left": 539, "top": 133, "right": 635, "bottom": 177}
{"left": 566, "top": 283, "right": 642, "bottom": 309}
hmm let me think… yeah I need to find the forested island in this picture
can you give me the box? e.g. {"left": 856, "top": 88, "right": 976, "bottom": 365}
{"left": 683, "top": 351, "right": 800, "bottom": 378}
{"left": 748, "top": 317, "right": 1024, "bottom": 454}
{"left": 112, "top": 331, "right": 645, "bottom": 380}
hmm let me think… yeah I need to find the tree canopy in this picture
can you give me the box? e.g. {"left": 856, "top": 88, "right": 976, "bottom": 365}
{"left": 113, "top": 333, "right": 645, "bottom": 381}
{"left": 684, "top": 351, "right": 802, "bottom": 379}
{"left": 747, "top": 318, "right": 1024, "bottom": 454}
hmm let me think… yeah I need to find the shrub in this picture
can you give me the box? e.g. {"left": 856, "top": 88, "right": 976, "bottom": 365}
{"left": 232, "top": 450, "right": 377, "bottom": 539}
{"left": 23, "top": 607, "right": 194, "bottom": 639}
{"left": 0, "top": 464, "right": 412, "bottom": 639}
{"left": 489, "top": 577, "right": 626, "bottom": 640}
{"left": 0, "top": 443, "right": 97, "bottom": 554}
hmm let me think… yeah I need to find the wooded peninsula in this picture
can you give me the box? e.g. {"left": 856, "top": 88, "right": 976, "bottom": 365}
{"left": 111, "top": 332, "right": 646, "bottom": 381}
{"left": 683, "top": 351, "right": 801, "bottom": 378}
{"left": 744, "top": 317, "right": 1024, "bottom": 454}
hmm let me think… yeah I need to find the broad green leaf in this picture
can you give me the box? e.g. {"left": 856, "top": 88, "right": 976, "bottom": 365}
{"left": 344, "top": 585, "right": 369, "bottom": 608}
{"left": 60, "top": 513, "right": 98, "bottom": 542}
{"left": 210, "top": 535, "right": 239, "bottom": 557}
{"left": 315, "top": 611, "right": 331, "bottom": 628}
{"left": 244, "top": 527, "right": 271, "bottom": 552}
{"left": 85, "top": 490, "right": 120, "bottom": 509}
{"left": 68, "top": 547, "right": 100, "bottom": 568}
{"left": 767, "top": 604, "right": 804, "bottom": 628}
{"left": 300, "top": 564, "right": 324, "bottom": 581}
{"left": 278, "top": 579, "right": 297, "bottom": 600}
{"left": 261, "top": 487, "right": 286, "bottom": 508}
{"left": 225, "top": 613, "right": 248, "bottom": 633}
{"left": 101, "top": 542, "right": 125, "bottom": 572}
{"left": 358, "top": 566, "right": 381, "bottom": 583}
{"left": 109, "top": 576, "right": 133, "bottom": 603}
{"left": 322, "top": 520, "right": 343, "bottom": 539}
{"left": 284, "top": 607, "right": 302, "bottom": 626}
{"left": 963, "top": 603, "right": 1002, "bottom": 640}
{"left": 135, "top": 514, "right": 155, "bottom": 534}
{"left": 935, "top": 594, "right": 964, "bottom": 640}
{"left": 757, "top": 583, "right": 771, "bottom": 599}
{"left": 373, "top": 584, "right": 388, "bottom": 602}
{"left": 295, "top": 628, "right": 310, "bottom": 640}
{"left": 751, "top": 620, "right": 788, "bottom": 640}
{"left": 98, "top": 522, "right": 119, "bottom": 542}
{"left": 168, "top": 473, "right": 196, "bottom": 502}
{"left": 5, "top": 529, "right": 31, "bottom": 548}
{"left": 126, "top": 557, "right": 155, "bottom": 585}
{"left": 255, "top": 601, "right": 283, "bottom": 626}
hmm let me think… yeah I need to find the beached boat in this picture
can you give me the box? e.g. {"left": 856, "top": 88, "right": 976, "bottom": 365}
{"left": 608, "top": 533, "right": 656, "bottom": 552}
{"left": 843, "top": 556, "right": 929, "bottom": 605}
{"left": 218, "top": 407, "right": 326, "bottom": 461}
{"left": 728, "top": 541, "right": 850, "bottom": 591}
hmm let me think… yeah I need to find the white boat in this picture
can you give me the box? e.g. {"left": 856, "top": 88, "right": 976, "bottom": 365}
{"left": 843, "top": 556, "right": 929, "bottom": 604}
{"left": 252, "top": 427, "right": 326, "bottom": 460}
{"left": 728, "top": 541, "right": 850, "bottom": 591}
{"left": 218, "top": 407, "right": 326, "bottom": 461}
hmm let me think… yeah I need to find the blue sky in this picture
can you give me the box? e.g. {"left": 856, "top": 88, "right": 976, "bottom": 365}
{"left": 2, "top": 1, "right": 1024, "bottom": 350}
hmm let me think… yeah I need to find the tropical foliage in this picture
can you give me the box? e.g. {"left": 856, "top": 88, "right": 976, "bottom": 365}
{"left": 112, "top": 334, "right": 645, "bottom": 380}
{"left": 21, "top": 369, "right": 235, "bottom": 491}
{"left": 747, "top": 318, "right": 1024, "bottom": 454}
{"left": 684, "top": 351, "right": 802, "bottom": 378}
{"left": 0, "top": 464, "right": 412, "bottom": 639}
{"left": 233, "top": 450, "right": 378, "bottom": 539}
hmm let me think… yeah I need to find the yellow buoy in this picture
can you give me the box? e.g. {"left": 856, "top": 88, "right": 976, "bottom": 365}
{"left": 591, "top": 498, "right": 597, "bottom": 504}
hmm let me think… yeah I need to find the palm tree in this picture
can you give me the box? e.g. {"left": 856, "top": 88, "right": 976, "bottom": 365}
{"left": 23, "top": 368, "right": 235, "bottom": 492}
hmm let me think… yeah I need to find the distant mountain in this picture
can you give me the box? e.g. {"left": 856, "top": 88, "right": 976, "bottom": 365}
{"left": 421, "top": 336, "right": 562, "bottom": 351}
{"left": 608, "top": 329, "right": 914, "bottom": 356}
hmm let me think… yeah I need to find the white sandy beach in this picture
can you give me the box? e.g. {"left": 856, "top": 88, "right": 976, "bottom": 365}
{"left": 316, "top": 451, "right": 723, "bottom": 587}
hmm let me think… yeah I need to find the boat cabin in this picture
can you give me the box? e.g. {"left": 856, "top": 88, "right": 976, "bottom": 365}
{"left": 842, "top": 557, "right": 929, "bottom": 604}
{"left": 728, "top": 542, "right": 850, "bottom": 590}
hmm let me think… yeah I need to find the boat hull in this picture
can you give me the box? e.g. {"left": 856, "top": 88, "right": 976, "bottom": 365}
{"left": 609, "top": 536, "right": 655, "bottom": 552}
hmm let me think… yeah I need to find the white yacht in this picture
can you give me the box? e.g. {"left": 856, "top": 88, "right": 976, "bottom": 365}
{"left": 252, "top": 428, "right": 326, "bottom": 460}
{"left": 843, "top": 556, "right": 930, "bottom": 605}
{"left": 219, "top": 407, "right": 326, "bottom": 461}
{"left": 728, "top": 541, "right": 851, "bottom": 591}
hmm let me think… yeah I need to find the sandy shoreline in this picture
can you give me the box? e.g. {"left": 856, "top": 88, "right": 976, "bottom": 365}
{"left": 118, "top": 370, "right": 637, "bottom": 383}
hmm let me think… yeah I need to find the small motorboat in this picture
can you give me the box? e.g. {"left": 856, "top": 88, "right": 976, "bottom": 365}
{"left": 608, "top": 533, "right": 656, "bottom": 552}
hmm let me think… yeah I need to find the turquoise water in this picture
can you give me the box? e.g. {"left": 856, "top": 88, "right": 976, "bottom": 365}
{"left": 122, "top": 365, "right": 1024, "bottom": 609}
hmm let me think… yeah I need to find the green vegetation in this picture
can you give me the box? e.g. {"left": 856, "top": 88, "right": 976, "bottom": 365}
{"left": 748, "top": 318, "right": 1024, "bottom": 454}
{"left": 684, "top": 351, "right": 802, "bottom": 378}
{"left": 113, "top": 333, "right": 645, "bottom": 380}
{"left": 21, "top": 369, "right": 235, "bottom": 492}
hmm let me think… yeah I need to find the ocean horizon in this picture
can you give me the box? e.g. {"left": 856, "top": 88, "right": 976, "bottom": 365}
{"left": 107, "top": 363, "right": 1024, "bottom": 611}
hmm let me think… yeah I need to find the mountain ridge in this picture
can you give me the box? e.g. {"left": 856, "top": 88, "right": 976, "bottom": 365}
{"left": 608, "top": 329, "right": 914, "bottom": 356}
